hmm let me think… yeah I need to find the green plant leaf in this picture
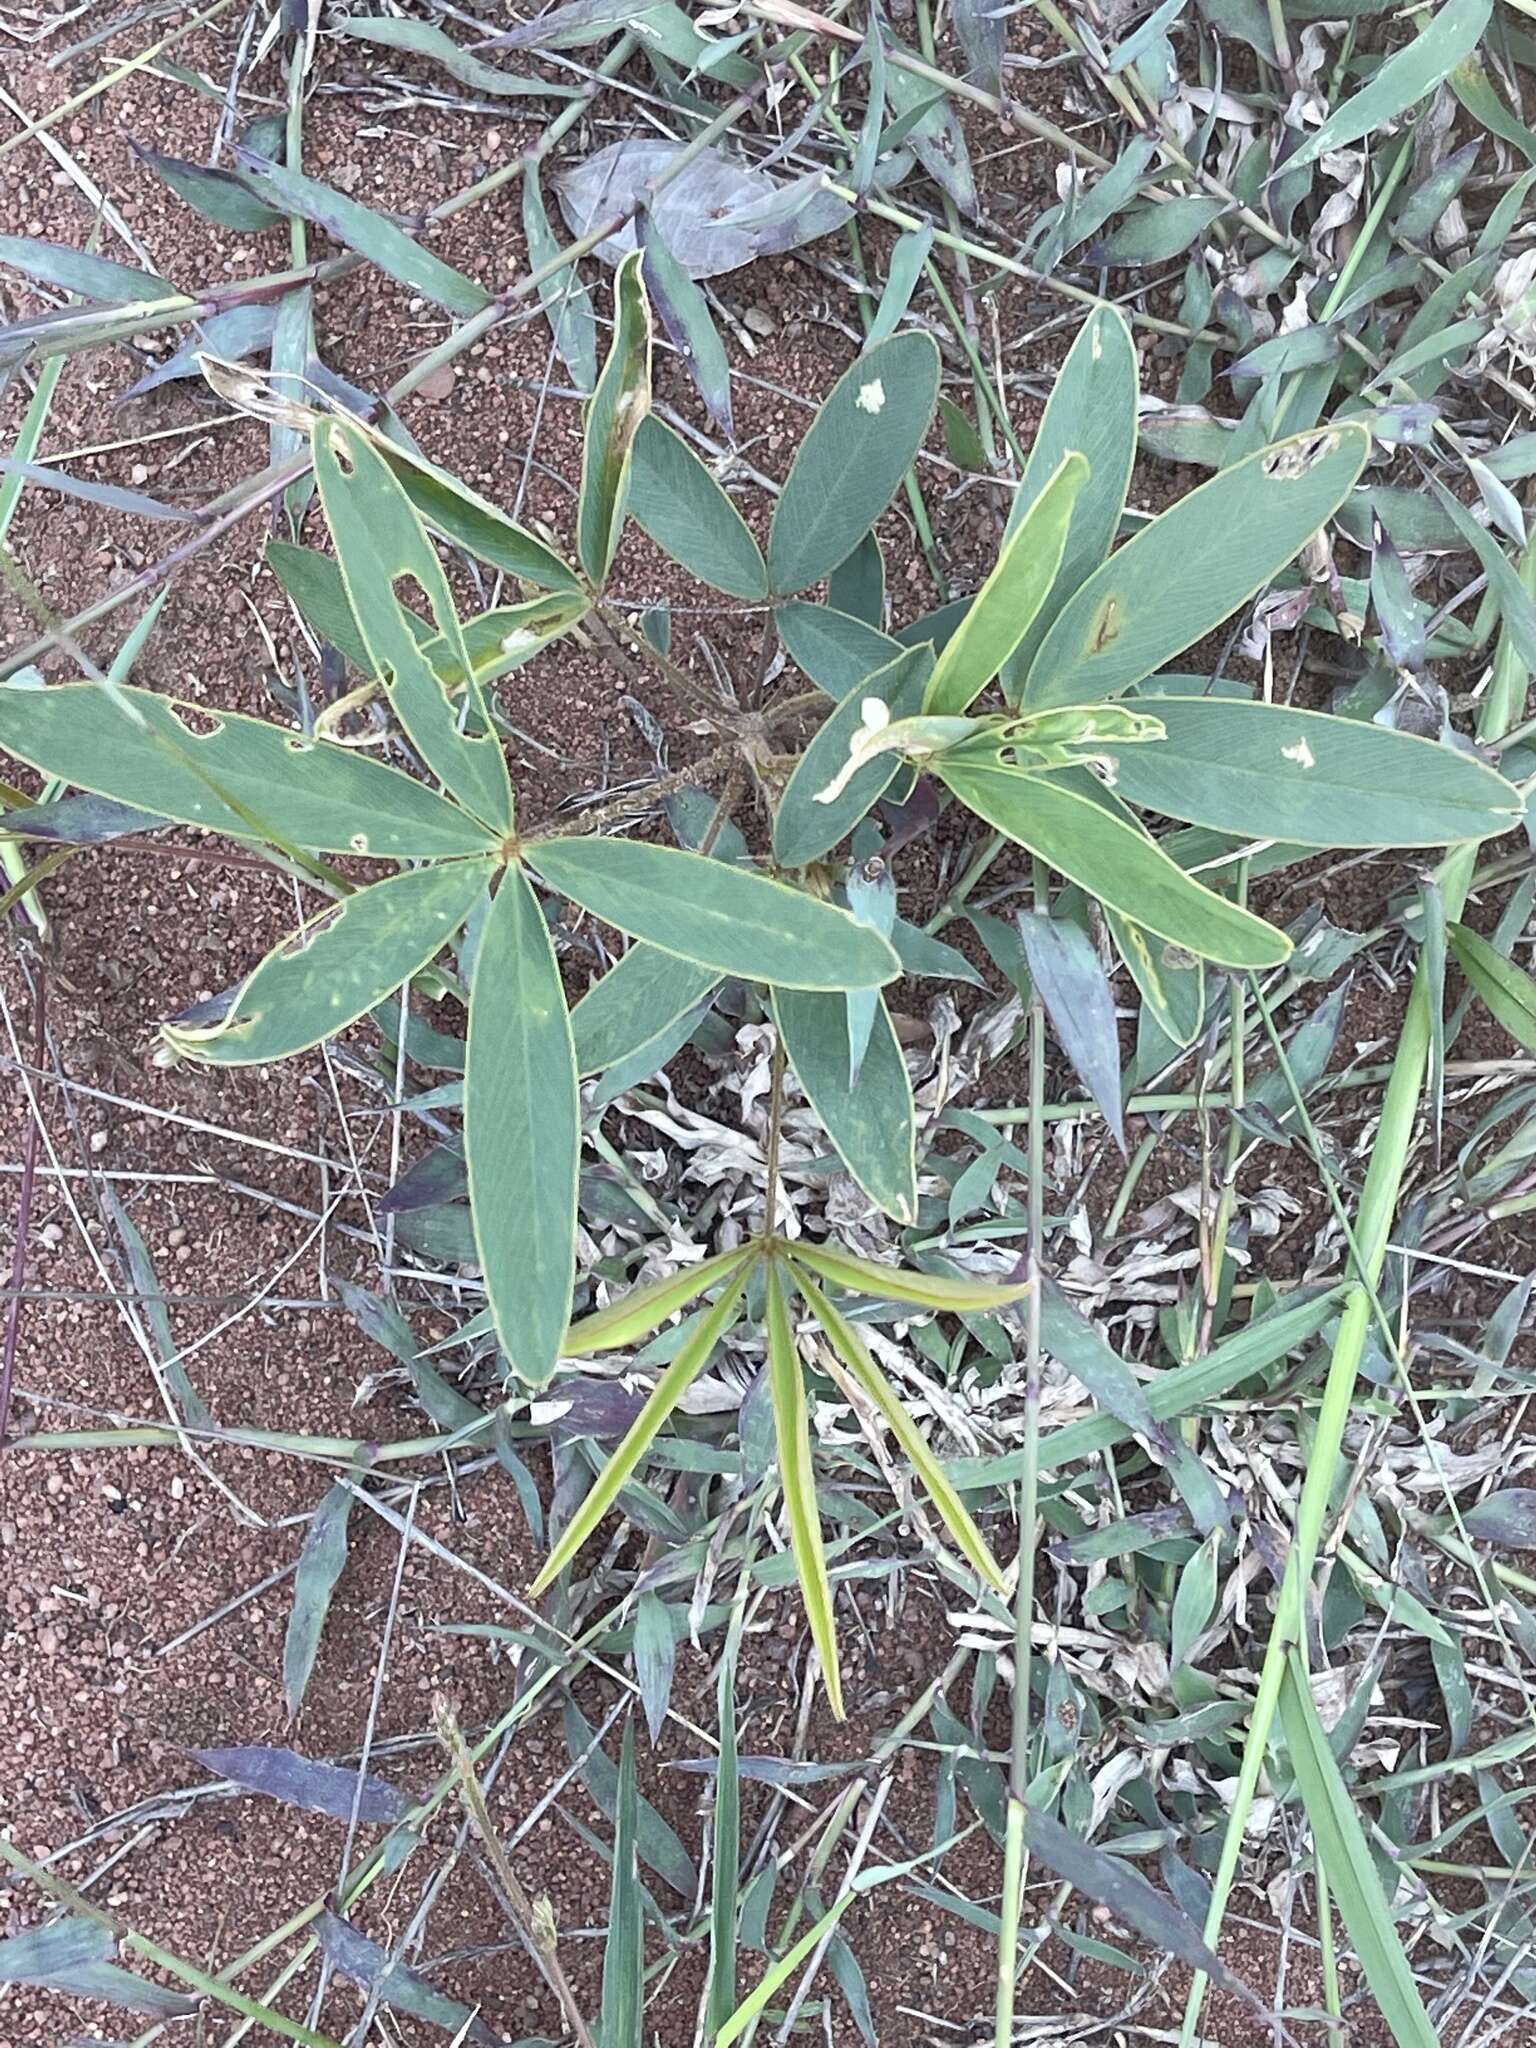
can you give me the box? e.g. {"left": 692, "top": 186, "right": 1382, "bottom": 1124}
{"left": 789, "top": 1238, "right": 1033, "bottom": 1311}
{"left": 1111, "top": 697, "right": 1522, "bottom": 847}
{"left": 0, "top": 233, "right": 171, "bottom": 302}
{"left": 768, "top": 332, "right": 941, "bottom": 594}
{"left": 1106, "top": 907, "right": 1206, "bottom": 1047}
{"left": 939, "top": 761, "right": 1290, "bottom": 967}
{"left": 773, "top": 644, "right": 931, "bottom": 867}
{"left": 313, "top": 421, "right": 513, "bottom": 830}
{"left": 713, "top": 1892, "right": 858, "bottom": 2048}
{"left": 283, "top": 1478, "right": 356, "bottom": 1718}
{"left": 0, "top": 1917, "right": 197, "bottom": 2020}
{"left": 333, "top": 13, "right": 583, "bottom": 98}
{"left": 267, "top": 540, "right": 375, "bottom": 672}
{"left": 632, "top": 1591, "right": 676, "bottom": 1743}
{"left": 564, "top": 1246, "right": 754, "bottom": 1356}
{"left": 775, "top": 987, "right": 916, "bottom": 1222}
{"left": 794, "top": 1267, "right": 1005, "bottom": 1589}
{"left": 466, "top": 865, "right": 580, "bottom": 1388}
{"left": 578, "top": 250, "right": 653, "bottom": 587}
{"left": 1090, "top": 196, "right": 1225, "bottom": 266}
{"left": 134, "top": 143, "right": 285, "bottom": 231}
{"left": 600, "top": 1719, "right": 645, "bottom": 2048}
{"left": 778, "top": 600, "right": 901, "bottom": 700}
{"left": 1285, "top": 0, "right": 1492, "bottom": 173}
{"left": 374, "top": 444, "right": 582, "bottom": 593}
{"left": 925, "top": 452, "right": 1088, "bottom": 714}
{"left": 828, "top": 532, "right": 886, "bottom": 627}
{"left": 708, "top": 1647, "right": 740, "bottom": 2034}
{"left": 522, "top": 162, "right": 599, "bottom": 392}
{"left": 639, "top": 207, "right": 734, "bottom": 438}
{"left": 163, "top": 860, "right": 490, "bottom": 1066}
{"left": 1016, "top": 908, "right": 1125, "bottom": 1153}
{"left": 765, "top": 1261, "right": 843, "bottom": 1719}
{"left": 1001, "top": 305, "right": 1138, "bottom": 698}
{"left": 1277, "top": 1653, "right": 1437, "bottom": 2048}
{"left": 570, "top": 939, "right": 721, "bottom": 1075}
{"left": 1022, "top": 424, "right": 1371, "bottom": 707}
{"left": 1448, "top": 923, "right": 1536, "bottom": 1053}
{"left": 525, "top": 837, "right": 901, "bottom": 989}
{"left": 628, "top": 417, "right": 767, "bottom": 598}
{"left": 529, "top": 1262, "right": 753, "bottom": 1594}
{"left": 0, "top": 680, "right": 498, "bottom": 858}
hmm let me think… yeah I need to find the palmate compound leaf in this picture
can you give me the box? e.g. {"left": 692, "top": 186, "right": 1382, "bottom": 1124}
{"left": 524, "top": 837, "right": 901, "bottom": 989}
{"left": 163, "top": 860, "right": 492, "bottom": 1066}
{"left": 466, "top": 864, "right": 581, "bottom": 1388}
{"left": 313, "top": 422, "right": 513, "bottom": 831}
{"left": 1021, "top": 424, "right": 1372, "bottom": 708}
{"left": 0, "top": 680, "right": 499, "bottom": 859}
{"left": 937, "top": 762, "right": 1290, "bottom": 968}
{"left": 529, "top": 1259, "right": 755, "bottom": 1593}
{"left": 791, "top": 1265, "right": 1005, "bottom": 1589}
{"left": 765, "top": 1260, "right": 844, "bottom": 1719}
{"left": 768, "top": 332, "right": 941, "bottom": 595}
{"left": 1110, "top": 697, "right": 1523, "bottom": 847}
{"left": 774, "top": 987, "right": 917, "bottom": 1222}
{"left": 578, "top": 250, "right": 653, "bottom": 588}
{"left": 923, "top": 452, "right": 1088, "bottom": 715}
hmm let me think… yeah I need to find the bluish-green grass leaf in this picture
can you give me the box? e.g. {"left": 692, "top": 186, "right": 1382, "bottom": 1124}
{"left": 313, "top": 421, "right": 513, "bottom": 830}
{"left": 1016, "top": 909, "right": 1125, "bottom": 1153}
{"left": 774, "top": 644, "right": 931, "bottom": 866}
{"left": 629, "top": 417, "right": 766, "bottom": 597}
{"left": 1110, "top": 697, "right": 1522, "bottom": 847}
{"left": 1001, "top": 305, "right": 1138, "bottom": 697}
{"left": 776, "top": 987, "right": 916, "bottom": 1221}
{"left": 526, "top": 837, "right": 901, "bottom": 989}
{"left": 332, "top": 13, "right": 583, "bottom": 98}
{"left": 640, "top": 207, "right": 734, "bottom": 438}
{"left": 284, "top": 1478, "right": 356, "bottom": 1717}
{"left": 768, "top": 332, "right": 941, "bottom": 593}
{"left": 601, "top": 1719, "right": 645, "bottom": 2048}
{"left": 925, "top": 452, "right": 1088, "bottom": 714}
{"left": 466, "top": 865, "right": 580, "bottom": 1387}
{"left": 0, "top": 233, "right": 171, "bottom": 302}
{"left": 133, "top": 143, "right": 284, "bottom": 230}
{"left": 1448, "top": 923, "right": 1536, "bottom": 1053}
{"left": 522, "top": 164, "right": 599, "bottom": 392}
{"left": 940, "top": 762, "right": 1289, "bottom": 967}
{"left": 578, "top": 250, "right": 653, "bottom": 587}
{"left": 163, "top": 861, "right": 490, "bottom": 1066}
{"left": 1022, "top": 424, "right": 1371, "bottom": 707}
{"left": 0, "top": 679, "right": 497, "bottom": 858}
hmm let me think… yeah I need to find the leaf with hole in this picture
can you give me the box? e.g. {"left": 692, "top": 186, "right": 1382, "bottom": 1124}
{"left": 526, "top": 837, "right": 901, "bottom": 989}
{"left": 313, "top": 421, "right": 513, "bottom": 829}
{"left": 0, "top": 680, "right": 501, "bottom": 858}
{"left": 775, "top": 644, "right": 932, "bottom": 867}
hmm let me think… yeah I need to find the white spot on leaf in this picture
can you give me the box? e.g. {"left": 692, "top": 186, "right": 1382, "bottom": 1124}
{"left": 1281, "top": 737, "right": 1315, "bottom": 769}
{"left": 856, "top": 379, "right": 886, "bottom": 416}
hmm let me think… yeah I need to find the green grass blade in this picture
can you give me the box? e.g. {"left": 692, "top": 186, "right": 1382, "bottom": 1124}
{"left": 600, "top": 1718, "right": 644, "bottom": 2048}
{"left": 563, "top": 1246, "right": 754, "bottom": 1356}
{"left": 466, "top": 864, "right": 580, "bottom": 1388}
{"left": 1277, "top": 1653, "right": 1437, "bottom": 2048}
{"left": 708, "top": 1648, "right": 741, "bottom": 2036}
{"left": 790, "top": 1238, "right": 1032, "bottom": 1311}
{"left": 713, "top": 1892, "right": 857, "bottom": 2048}
{"left": 1448, "top": 921, "right": 1536, "bottom": 1052}
{"left": 578, "top": 250, "right": 652, "bottom": 587}
{"left": 766, "top": 1261, "right": 843, "bottom": 1720}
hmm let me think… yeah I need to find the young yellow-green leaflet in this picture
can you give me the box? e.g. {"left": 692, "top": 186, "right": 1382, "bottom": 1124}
{"left": 813, "top": 700, "right": 1166, "bottom": 806}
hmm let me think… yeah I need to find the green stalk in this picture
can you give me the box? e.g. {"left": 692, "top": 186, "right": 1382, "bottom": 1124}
{"left": 996, "top": 863, "right": 1047, "bottom": 2045}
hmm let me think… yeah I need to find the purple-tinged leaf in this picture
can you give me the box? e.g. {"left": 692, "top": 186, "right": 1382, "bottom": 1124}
{"left": 318, "top": 1911, "right": 498, "bottom": 2042}
{"left": 120, "top": 301, "right": 281, "bottom": 401}
{"left": 639, "top": 208, "right": 732, "bottom": 439}
{"left": 1465, "top": 1489, "right": 1536, "bottom": 1550}
{"left": 190, "top": 1745, "right": 409, "bottom": 1823}
{"left": 131, "top": 143, "right": 284, "bottom": 232}
{"left": 0, "top": 457, "right": 186, "bottom": 520}
{"left": 2, "top": 793, "right": 165, "bottom": 842}
{"left": 1016, "top": 910, "right": 1126, "bottom": 1154}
